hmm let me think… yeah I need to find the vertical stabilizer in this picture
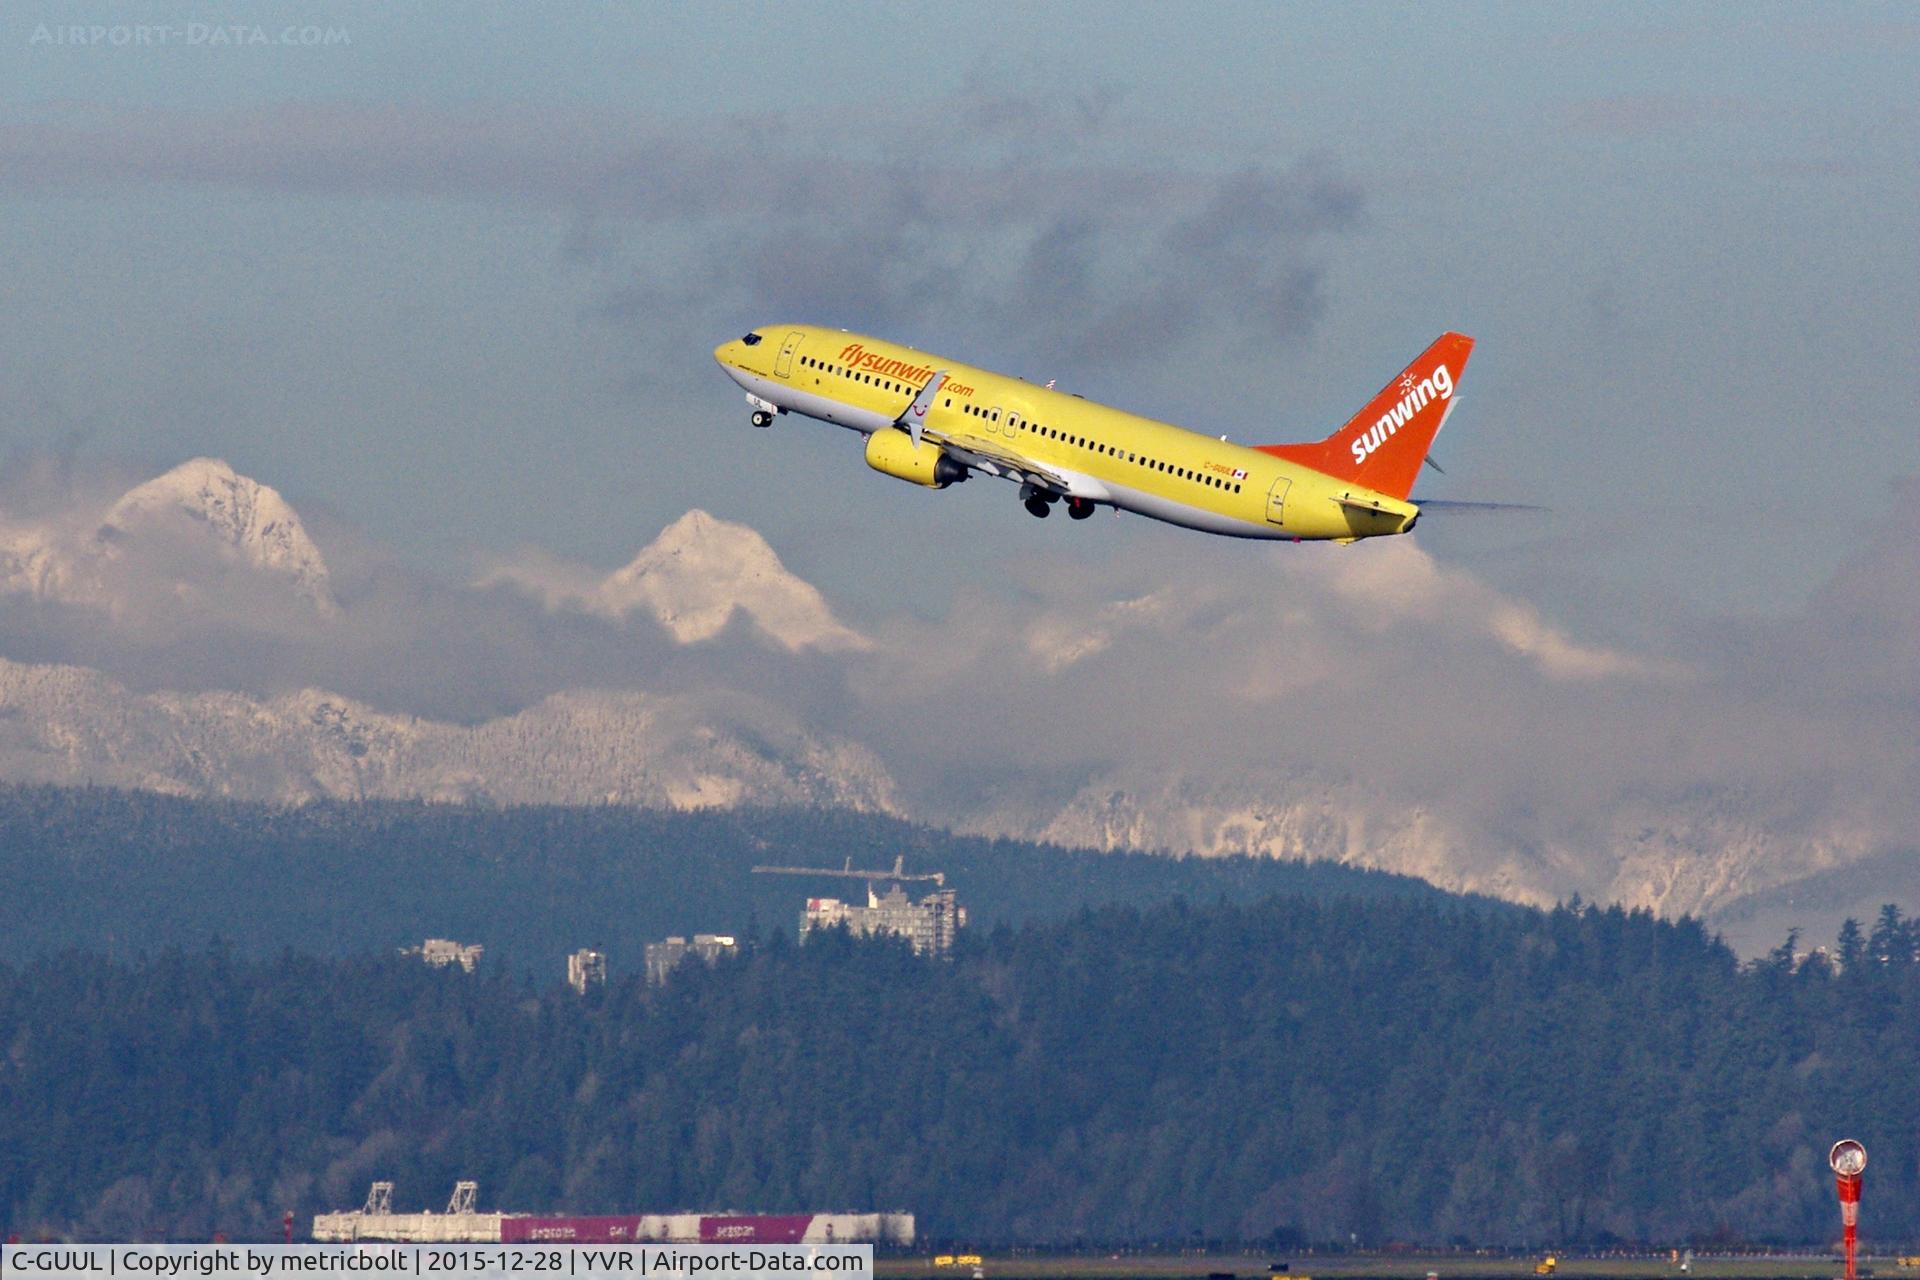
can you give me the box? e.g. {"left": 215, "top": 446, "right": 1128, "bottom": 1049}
{"left": 1257, "top": 332, "right": 1474, "bottom": 500}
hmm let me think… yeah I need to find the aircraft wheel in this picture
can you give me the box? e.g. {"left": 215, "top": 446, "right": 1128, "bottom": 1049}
{"left": 750, "top": 410, "right": 773, "bottom": 428}
{"left": 1024, "top": 496, "right": 1051, "bottom": 519}
{"left": 1067, "top": 499, "right": 1094, "bottom": 520}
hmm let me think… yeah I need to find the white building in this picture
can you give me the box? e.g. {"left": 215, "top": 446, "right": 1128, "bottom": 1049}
{"left": 567, "top": 948, "right": 608, "bottom": 994}
{"left": 402, "top": 938, "right": 483, "bottom": 972}
{"left": 802, "top": 886, "right": 966, "bottom": 957}
{"left": 644, "top": 933, "right": 737, "bottom": 985}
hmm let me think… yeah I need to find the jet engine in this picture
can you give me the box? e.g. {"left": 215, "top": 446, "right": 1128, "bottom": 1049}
{"left": 864, "top": 428, "right": 968, "bottom": 489}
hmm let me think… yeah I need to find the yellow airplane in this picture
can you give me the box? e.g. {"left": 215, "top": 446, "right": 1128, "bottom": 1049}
{"left": 712, "top": 326, "right": 1475, "bottom": 542}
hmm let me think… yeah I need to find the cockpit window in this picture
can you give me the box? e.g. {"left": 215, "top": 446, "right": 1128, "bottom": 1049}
{"left": 740, "top": 332, "right": 763, "bottom": 346}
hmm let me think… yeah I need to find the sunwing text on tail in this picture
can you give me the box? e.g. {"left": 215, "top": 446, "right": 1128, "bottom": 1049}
{"left": 713, "top": 327, "right": 1476, "bottom": 543}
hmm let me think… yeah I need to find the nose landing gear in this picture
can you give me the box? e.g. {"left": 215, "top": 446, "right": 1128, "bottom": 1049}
{"left": 750, "top": 409, "right": 774, "bottom": 428}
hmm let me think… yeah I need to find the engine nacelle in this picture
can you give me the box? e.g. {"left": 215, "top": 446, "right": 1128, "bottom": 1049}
{"left": 864, "top": 428, "right": 968, "bottom": 489}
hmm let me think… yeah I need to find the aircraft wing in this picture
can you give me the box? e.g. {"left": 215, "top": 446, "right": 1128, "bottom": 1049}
{"left": 900, "top": 373, "right": 1084, "bottom": 494}
{"left": 923, "top": 424, "right": 1080, "bottom": 494}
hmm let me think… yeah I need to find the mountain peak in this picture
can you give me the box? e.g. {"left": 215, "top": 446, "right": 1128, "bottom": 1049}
{"left": 659, "top": 507, "right": 721, "bottom": 537}
{"left": 99, "top": 458, "right": 335, "bottom": 610}
{"left": 617, "top": 508, "right": 773, "bottom": 572}
{"left": 599, "top": 510, "right": 869, "bottom": 651}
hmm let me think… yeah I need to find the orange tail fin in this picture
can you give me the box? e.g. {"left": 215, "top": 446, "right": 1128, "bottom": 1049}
{"left": 1256, "top": 332, "right": 1474, "bottom": 500}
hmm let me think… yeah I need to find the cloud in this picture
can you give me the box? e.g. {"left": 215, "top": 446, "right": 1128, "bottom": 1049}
{"left": 0, "top": 456, "right": 876, "bottom": 727}
{"left": 829, "top": 509, "right": 1918, "bottom": 917}
{"left": 0, "top": 98, "right": 1365, "bottom": 370}
{"left": 596, "top": 155, "right": 1360, "bottom": 369}
{"left": 2, "top": 448, "right": 1916, "bottom": 930}
{"left": 478, "top": 509, "right": 872, "bottom": 654}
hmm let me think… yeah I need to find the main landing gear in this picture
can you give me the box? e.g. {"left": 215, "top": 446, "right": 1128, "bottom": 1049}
{"left": 750, "top": 409, "right": 774, "bottom": 428}
{"left": 1021, "top": 487, "right": 1096, "bottom": 521}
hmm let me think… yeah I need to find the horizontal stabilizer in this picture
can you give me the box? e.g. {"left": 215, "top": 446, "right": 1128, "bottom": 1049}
{"left": 1333, "top": 494, "right": 1405, "bottom": 513}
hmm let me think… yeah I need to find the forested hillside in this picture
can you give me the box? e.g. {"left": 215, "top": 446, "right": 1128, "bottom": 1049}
{"left": 0, "top": 785, "right": 1468, "bottom": 971}
{"left": 4, "top": 896, "right": 1917, "bottom": 1247}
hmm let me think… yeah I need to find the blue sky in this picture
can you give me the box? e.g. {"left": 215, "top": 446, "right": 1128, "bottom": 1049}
{"left": 2, "top": 1, "right": 1916, "bottom": 632}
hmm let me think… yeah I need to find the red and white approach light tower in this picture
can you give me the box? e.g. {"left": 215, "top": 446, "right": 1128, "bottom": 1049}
{"left": 1831, "top": 1139, "right": 1867, "bottom": 1280}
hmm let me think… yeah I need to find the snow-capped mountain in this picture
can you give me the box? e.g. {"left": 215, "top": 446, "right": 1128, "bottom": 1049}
{"left": 0, "top": 524, "right": 76, "bottom": 600}
{"left": 0, "top": 655, "right": 894, "bottom": 810}
{"left": 0, "top": 630, "right": 1874, "bottom": 927}
{"left": 977, "top": 772, "right": 1885, "bottom": 923}
{"left": 97, "top": 457, "right": 335, "bottom": 608}
{"left": 487, "top": 509, "right": 870, "bottom": 652}
{"left": 0, "top": 465, "right": 1910, "bottom": 949}
{"left": 0, "top": 457, "right": 335, "bottom": 613}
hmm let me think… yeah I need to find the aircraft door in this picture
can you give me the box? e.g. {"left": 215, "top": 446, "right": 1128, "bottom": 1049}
{"left": 1004, "top": 411, "right": 1023, "bottom": 439}
{"left": 1265, "top": 477, "right": 1290, "bottom": 526}
{"left": 774, "top": 331, "right": 803, "bottom": 378}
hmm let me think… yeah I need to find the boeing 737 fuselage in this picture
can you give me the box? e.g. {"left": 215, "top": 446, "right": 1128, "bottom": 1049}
{"left": 713, "top": 326, "right": 1474, "bottom": 543}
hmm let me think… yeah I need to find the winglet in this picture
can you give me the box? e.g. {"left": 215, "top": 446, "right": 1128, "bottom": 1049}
{"left": 899, "top": 371, "right": 948, "bottom": 447}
